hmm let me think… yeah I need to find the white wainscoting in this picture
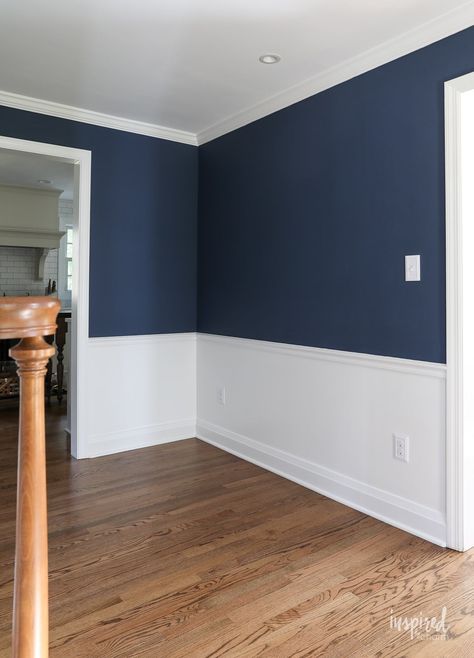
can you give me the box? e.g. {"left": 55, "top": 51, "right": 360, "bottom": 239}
{"left": 80, "top": 330, "right": 447, "bottom": 546}
{"left": 196, "top": 333, "right": 447, "bottom": 546}
{"left": 84, "top": 333, "right": 196, "bottom": 458}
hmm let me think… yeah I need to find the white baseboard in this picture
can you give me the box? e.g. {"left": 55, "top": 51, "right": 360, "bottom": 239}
{"left": 197, "top": 333, "right": 447, "bottom": 547}
{"left": 88, "top": 419, "right": 196, "bottom": 458}
{"left": 196, "top": 418, "right": 446, "bottom": 547}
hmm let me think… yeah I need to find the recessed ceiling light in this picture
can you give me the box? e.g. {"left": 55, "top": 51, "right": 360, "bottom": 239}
{"left": 37, "top": 179, "right": 52, "bottom": 184}
{"left": 259, "top": 54, "right": 281, "bottom": 65}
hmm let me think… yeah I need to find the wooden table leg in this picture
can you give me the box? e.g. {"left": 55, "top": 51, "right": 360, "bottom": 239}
{"left": 55, "top": 318, "right": 67, "bottom": 405}
{"left": 44, "top": 336, "right": 54, "bottom": 406}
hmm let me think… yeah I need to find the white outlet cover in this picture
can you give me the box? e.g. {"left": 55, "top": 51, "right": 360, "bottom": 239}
{"left": 393, "top": 433, "right": 409, "bottom": 463}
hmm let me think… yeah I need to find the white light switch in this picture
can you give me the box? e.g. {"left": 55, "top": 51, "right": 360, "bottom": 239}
{"left": 405, "top": 255, "right": 421, "bottom": 282}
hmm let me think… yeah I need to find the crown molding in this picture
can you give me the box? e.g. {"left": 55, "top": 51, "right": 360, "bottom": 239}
{"left": 0, "top": 90, "right": 198, "bottom": 146}
{"left": 196, "top": 2, "right": 474, "bottom": 145}
{"left": 0, "top": 3, "right": 472, "bottom": 148}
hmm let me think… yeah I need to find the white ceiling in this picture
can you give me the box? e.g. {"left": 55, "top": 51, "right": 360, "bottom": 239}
{"left": 0, "top": 0, "right": 473, "bottom": 141}
{"left": 0, "top": 149, "right": 74, "bottom": 200}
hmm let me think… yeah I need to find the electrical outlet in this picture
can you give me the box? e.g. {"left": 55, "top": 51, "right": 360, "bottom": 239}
{"left": 393, "top": 434, "right": 409, "bottom": 463}
{"left": 217, "top": 386, "right": 226, "bottom": 405}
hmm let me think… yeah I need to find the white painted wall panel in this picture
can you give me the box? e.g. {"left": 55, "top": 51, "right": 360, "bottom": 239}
{"left": 83, "top": 333, "right": 196, "bottom": 457}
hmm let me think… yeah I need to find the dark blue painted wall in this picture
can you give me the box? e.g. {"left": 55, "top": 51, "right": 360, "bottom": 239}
{"left": 0, "top": 106, "right": 198, "bottom": 337}
{"left": 198, "top": 27, "right": 474, "bottom": 363}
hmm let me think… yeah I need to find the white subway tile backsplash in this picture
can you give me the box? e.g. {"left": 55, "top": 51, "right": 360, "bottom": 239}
{"left": 0, "top": 245, "right": 58, "bottom": 296}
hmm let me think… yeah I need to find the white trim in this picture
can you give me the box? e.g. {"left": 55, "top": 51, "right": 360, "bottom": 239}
{"left": 445, "top": 77, "right": 463, "bottom": 551}
{"left": 88, "top": 332, "right": 197, "bottom": 347}
{"left": 0, "top": 90, "right": 197, "bottom": 146}
{"left": 72, "top": 150, "right": 91, "bottom": 460}
{"left": 88, "top": 419, "right": 196, "bottom": 458}
{"left": 197, "top": 3, "right": 474, "bottom": 144}
{"left": 445, "top": 72, "right": 474, "bottom": 551}
{"left": 197, "top": 333, "right": 446, "bottom": 379}
{"left": 196, "top": 419, "right": 446, "bottom": 547}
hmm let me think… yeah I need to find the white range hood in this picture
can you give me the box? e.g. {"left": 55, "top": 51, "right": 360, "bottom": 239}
{"left": 0, "top": 184, "right": 65, "bottom": 279}
{"left": 0, "top": 225, "right": 65, "bottom": 249}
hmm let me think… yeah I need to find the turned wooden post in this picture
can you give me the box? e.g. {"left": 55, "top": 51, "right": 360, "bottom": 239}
{"left": 0, "top": 297, "right": 60, "bottom": 658}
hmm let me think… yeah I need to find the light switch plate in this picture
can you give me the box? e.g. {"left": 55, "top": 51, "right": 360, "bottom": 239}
{"left": 405, "top": 255, "right": 421, "bottom": 282}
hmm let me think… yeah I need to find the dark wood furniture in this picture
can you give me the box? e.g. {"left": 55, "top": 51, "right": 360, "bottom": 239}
{"left": 0, "top": 296, "right": 60, "bottom": 657}
{"left": 55, "top": 312, "right": 69, "bottom": 404}
{"left": 0, "top": 337, "right": 20, "bottom": 400}
{"left": 45, "top": 310, "right": 70, "bottom": 405}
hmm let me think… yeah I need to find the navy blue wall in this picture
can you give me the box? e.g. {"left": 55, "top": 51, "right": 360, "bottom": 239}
{"left": 0, "top": 106, "right": 198, "bottom": 337}
{"left": 198, "top": 27, "right": 474, "bottom": 363}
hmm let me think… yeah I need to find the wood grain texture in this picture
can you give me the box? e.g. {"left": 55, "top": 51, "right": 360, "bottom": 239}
{"left": 0, "top": 297, "right": 59, "bottom": 340}
{"left": 0, "top": 406, "right": 473, "bottom": 657}
{"left": 0, "top": 296, "right": 60, "bottom": 657}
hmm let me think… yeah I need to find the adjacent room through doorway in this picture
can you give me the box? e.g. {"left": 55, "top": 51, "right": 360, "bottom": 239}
{"left": 0, "top": 136, "right": 91, "bottom": 459}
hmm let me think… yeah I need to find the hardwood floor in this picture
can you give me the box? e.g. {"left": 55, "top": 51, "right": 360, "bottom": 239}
{"left": 0, "top": 406, "right": 473, "bottom": 656}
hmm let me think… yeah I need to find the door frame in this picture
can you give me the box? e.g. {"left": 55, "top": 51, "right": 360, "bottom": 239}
{"left": 0, "top": 135, "right": 91, "bottom": 459}
{"left": 445, "top": 72, "right": 474, "bottom": 550}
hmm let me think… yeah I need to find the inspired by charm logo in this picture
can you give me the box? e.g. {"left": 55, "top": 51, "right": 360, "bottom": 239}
{"left": 389, "top": 607, "right": 449, "bottom": 640}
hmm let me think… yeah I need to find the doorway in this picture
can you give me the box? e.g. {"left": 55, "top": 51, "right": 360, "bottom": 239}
{"left": 0, "top": 136, "right": 91, "bottom": 458}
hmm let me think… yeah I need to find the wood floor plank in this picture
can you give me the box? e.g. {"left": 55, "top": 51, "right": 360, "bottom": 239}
{"left": 0, "top": 404, "right": 473, "bottom": 657}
